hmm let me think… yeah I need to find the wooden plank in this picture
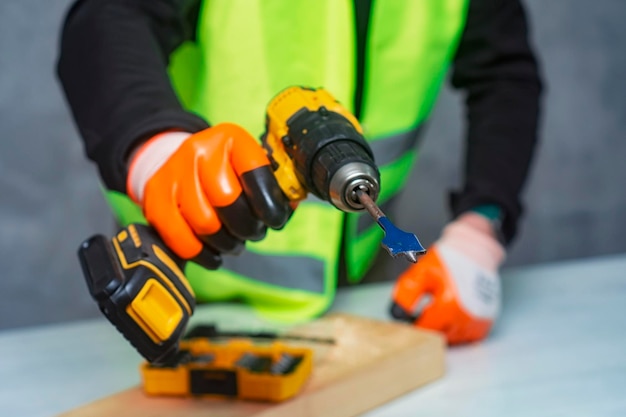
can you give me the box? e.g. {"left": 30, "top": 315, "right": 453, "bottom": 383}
{"left": 59, "top": 314, "right": 445, "bottom": 417}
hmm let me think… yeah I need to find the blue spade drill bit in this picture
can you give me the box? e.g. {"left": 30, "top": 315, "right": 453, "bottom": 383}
{"left": 356, "top": 190, "right": 426, "bottom": 263}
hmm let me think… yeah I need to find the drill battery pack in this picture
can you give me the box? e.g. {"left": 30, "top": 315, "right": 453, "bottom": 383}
{"left": 141, "top": 329, "right": 313, "bottom": 402}
{"left": 78, "top": 224, "right": 196, "bottom": 364}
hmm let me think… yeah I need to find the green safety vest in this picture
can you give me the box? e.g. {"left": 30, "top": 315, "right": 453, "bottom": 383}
{"left": 106, "top": 0, "right": 469, "bottom": 322}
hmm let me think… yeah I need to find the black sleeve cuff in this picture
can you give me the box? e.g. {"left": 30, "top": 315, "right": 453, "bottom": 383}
{"left": 90, "top": 109, "right": 209, "bottom": 193}
{"left": 449, "top": 188, "right": 521, "bottom": 246}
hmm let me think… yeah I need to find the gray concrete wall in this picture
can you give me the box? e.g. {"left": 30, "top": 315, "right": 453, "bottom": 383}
{"left": 0, "top": 0, "right": 624, "bottom": 329}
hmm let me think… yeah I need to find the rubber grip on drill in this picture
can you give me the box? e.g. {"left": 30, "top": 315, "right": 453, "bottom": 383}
{"left": 310, "top": 140, "right": 375, "bottom": 201}
{"left": 284, "top": 108, "right": 376, "bottom": 200}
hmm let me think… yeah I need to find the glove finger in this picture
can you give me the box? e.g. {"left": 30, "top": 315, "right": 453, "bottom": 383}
{"left": 390, "top": 286, "right": 432, "bottom": 323}
{"left": 223, "top": 123, "right": 291, "bottom": 229}
{"left": 449, "top": 317, "right": 493, "bottom": 345}
{"left": 468, "top": 319, "right": 493, "bottom": 342}
{"left": 201, "top": 123, "right": 289, "bottom": 234}
{"left": 415, "top": 298, "right": 453, "bottom": 334}
{"left": 178, "top": 172, "right": 244, "bottom": 255}
{"left": 224, "top": 122, "right": 274, "bottom": 174}
{"left": 392, "top": 269, "right": 425, "bottom": 312}
{"left": 190, "top": 246, "right": 223, "bottom": 271}
{"left": 197, "top": 144, "right": 266, "bottom": 242}
{"left": 215, "top": 194, "right": 267, "bottom": 241}
{"left": 416, "top": 287, "right": 494, "bottom": 345}
{"left": 143, "top": 180, "right": 221, "bottom": 269}
{"left": 199, "top": 228, "right": 245, "bottom": 256}
{"left": 240, "top": 166, "right": 292, "bottom": 230}
{"left": 391, "top": 252, "right": 441, "bottom": 318}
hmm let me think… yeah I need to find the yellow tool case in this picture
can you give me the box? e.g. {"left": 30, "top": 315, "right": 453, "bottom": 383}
{"left": 141, "top": 334, "right": 314, "bottom": 402}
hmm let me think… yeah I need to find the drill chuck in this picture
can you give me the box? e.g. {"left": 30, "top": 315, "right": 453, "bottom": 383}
{"left": 328, "top": 161, "right": 380, "bottom": 212}
{"left": 283, "top": 106, "right": 381, "bottom": 212}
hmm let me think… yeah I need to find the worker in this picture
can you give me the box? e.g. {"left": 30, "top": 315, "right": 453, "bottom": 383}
{"left": 57, "top": 0, "right": 542, "bottom": 345}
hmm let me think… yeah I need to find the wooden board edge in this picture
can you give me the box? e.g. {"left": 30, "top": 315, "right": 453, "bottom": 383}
{"left": 254, "top": 330, "right": 446, "bottom": 417}
{"left": 56, "top": 315, "right": 447, "bottom": 417}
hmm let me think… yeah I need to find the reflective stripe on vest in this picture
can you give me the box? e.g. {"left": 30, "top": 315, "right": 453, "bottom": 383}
{"left": 222, "top": 250, "right": 324, "bottom": 293}
{"left": 107, "top": 0, "right": 469, "bottom": 322}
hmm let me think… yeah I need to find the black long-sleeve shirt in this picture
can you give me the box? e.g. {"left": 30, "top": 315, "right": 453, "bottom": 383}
{"left": 57, "top": 0, "right": 542, "bottom": 244}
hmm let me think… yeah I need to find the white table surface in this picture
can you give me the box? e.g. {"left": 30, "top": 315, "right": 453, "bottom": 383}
{"left": 1, "top": 254, "right": 625, "bottom": 417}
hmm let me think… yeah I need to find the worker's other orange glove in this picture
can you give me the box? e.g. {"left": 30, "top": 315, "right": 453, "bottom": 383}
{"left": 390, "top": 212, "right": 505, "bottom": 345}
{"left": 127, "top": 124, "right": 291, "bottom": 269}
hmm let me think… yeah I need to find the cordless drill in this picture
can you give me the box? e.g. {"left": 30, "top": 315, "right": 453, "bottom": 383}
{"left": 78, "top": 86, "right": 424, "bottom": 364}
{"left": 262, "top": 86, "right": 380, "bottom": 212}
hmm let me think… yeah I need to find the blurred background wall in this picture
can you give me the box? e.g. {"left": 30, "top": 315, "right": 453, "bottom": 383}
{"left": 0, "top": 0, "right": 624, "bottom": 329}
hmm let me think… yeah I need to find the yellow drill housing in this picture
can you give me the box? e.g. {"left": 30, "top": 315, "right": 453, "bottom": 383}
{"left": 263, "top": 86, "right": 364, "bottom": 202}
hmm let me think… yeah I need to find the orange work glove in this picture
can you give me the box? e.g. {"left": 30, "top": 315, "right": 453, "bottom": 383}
{"left": 127, "top": 123, "right": 292, "bottom": 269}
{"left": 390, "top": 212, "right": 505, "bottom": 345}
